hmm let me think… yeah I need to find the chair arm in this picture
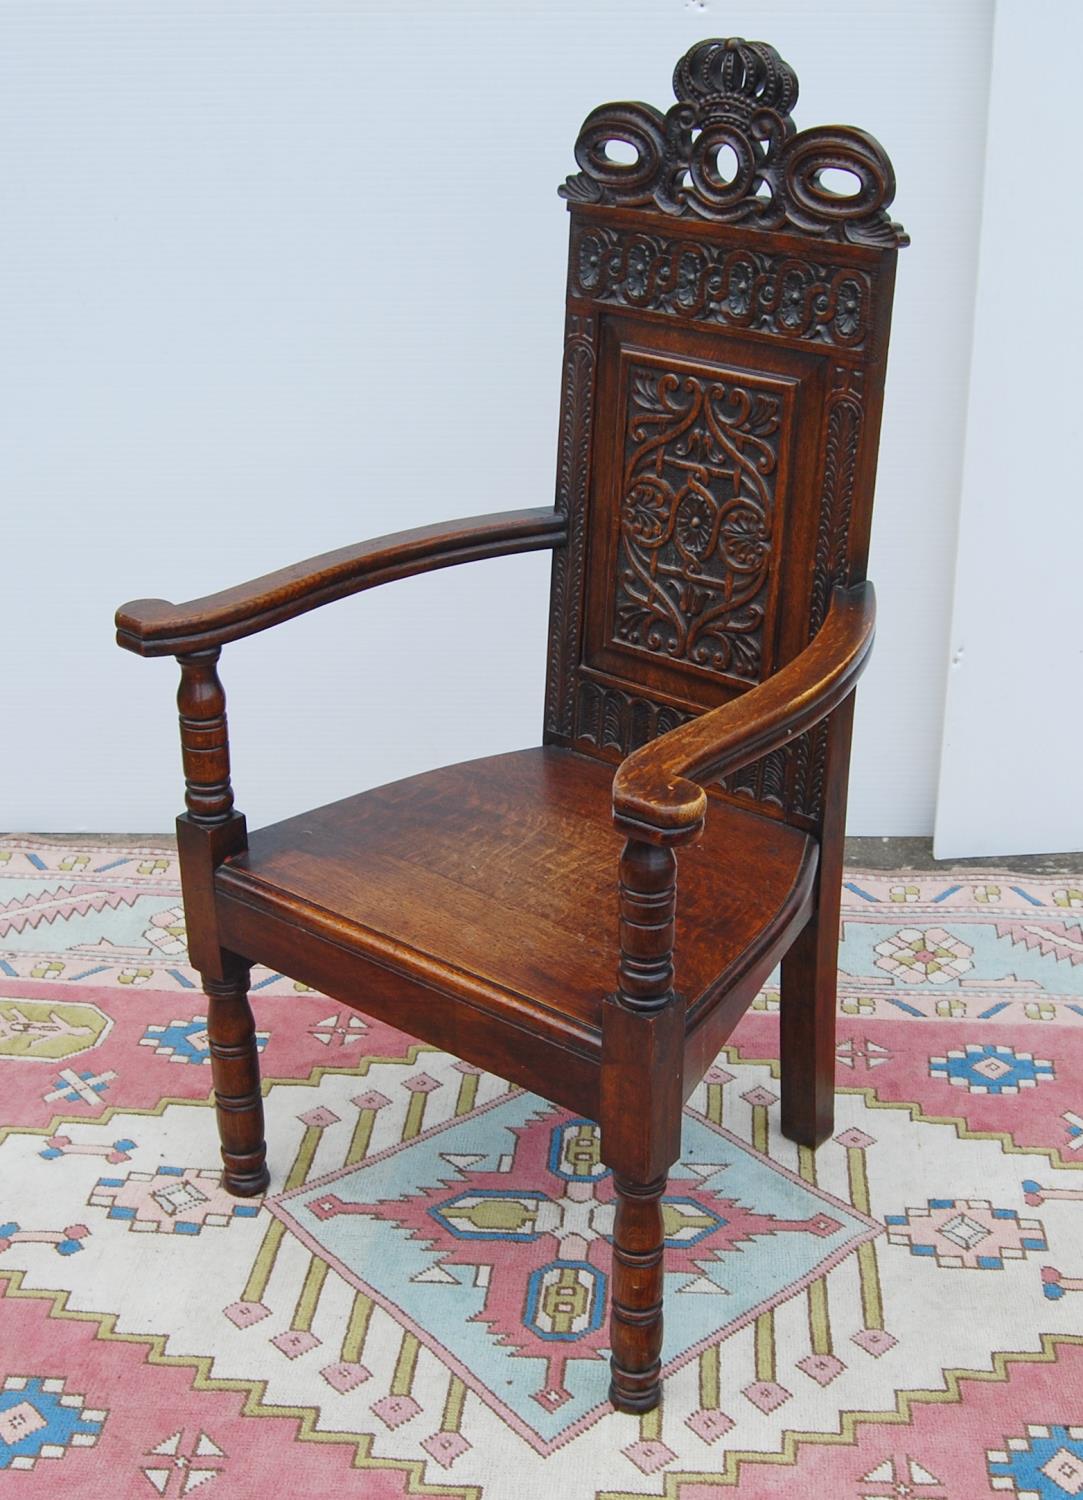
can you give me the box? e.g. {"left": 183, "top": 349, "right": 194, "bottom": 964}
{"left": 116, "top": 506, "right": 566, "bottom": 658}
{"left": 612, "top": 582, "right": 876, "bottom": 842}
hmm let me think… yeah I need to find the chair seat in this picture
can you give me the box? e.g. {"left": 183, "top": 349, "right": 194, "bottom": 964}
{"left": 215, "top": 747, "right": 818, "bottom": 1057}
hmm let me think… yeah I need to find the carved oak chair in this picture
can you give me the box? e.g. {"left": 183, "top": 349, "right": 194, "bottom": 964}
{"left": 116, "top": 38, "right": 906, "bottom": 1413}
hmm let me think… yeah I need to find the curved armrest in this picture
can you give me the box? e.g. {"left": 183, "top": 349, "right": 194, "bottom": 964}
{"left": 116, "top": 506, "right": 566, "bottom": 657}
{"left": 612, "top": 582, "right": 876, "bottom": 841}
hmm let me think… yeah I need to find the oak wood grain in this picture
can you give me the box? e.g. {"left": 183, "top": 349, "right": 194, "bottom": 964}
{"left": 216, "top": 748, "right": 816, "bottom": 1045}
{"left": 611, "top": 583, "right": 876, "bottom": 839}
{"left": 116, "top": 507, "right": 565, "bottom": 656}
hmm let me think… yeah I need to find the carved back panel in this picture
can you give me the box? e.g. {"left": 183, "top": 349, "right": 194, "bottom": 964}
{"left": 543, "top": 37, "right": 906, "bottom": 830}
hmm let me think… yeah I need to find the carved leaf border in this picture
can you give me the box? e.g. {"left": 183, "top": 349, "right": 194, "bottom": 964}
{"left": 545, "top": 313, "right": 596, "bottom": 738}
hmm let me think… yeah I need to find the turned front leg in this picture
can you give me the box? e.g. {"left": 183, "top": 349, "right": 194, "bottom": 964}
{"left": 204, "top": 960, "right": 268, "bottom": 1196}
{"left": 173, "top": 649, "right": 266, "bottom": 1196}
{"left": 603, "top": 836, "right": 686, "bottom": 1414}
{"left": 610, "top": 1172, "right": 667, "bottom": 1410}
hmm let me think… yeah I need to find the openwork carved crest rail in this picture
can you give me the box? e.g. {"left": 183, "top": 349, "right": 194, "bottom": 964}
{"left": 561, "top": 36, "right": 906, "bottom": 248}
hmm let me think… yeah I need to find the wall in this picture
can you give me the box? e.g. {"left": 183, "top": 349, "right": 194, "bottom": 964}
{"left": 934, "top": 0, "right": 1083, "bottom": 857}
{"left": 2, "top": 0, "right": 992, "bottom": 833}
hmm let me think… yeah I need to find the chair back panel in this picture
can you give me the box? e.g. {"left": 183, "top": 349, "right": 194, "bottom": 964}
{"left": 543, "top": 39, "right": 906, "bottom": 830}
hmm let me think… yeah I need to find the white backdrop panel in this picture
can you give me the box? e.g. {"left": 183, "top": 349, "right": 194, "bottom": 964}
{"left": 1, "top": 0, "right": 991, "bottom": 832}
{"left": 934, "top": 0, "right": 1083, "bottom": 858}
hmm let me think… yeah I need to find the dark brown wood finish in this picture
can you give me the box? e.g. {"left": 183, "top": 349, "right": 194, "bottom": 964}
{"left": 172, "top": 650, "right": 267, "bottom": 1193}
{"left": 603, "top": 839, "right": 685, "bottom": 1407}
{"left": 116, "top": 37, "right": 904, "bottom": 1413}
{"left": 116, "top": 508, "right": 566, "bottom": 657}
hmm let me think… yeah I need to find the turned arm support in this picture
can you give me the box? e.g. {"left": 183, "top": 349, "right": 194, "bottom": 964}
{"left": 612, "top": 582, "right": 876, "bottom": 844}
{"left": 117, "top": 507, "right": 566, "bottom": 974}
{"left": 116, "top": 506, "right": 566, "bottom": 657}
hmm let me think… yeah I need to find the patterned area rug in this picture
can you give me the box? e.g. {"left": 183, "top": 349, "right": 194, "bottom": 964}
{"left": 1, "top": 837, "right": 1082, "bottom": 1498}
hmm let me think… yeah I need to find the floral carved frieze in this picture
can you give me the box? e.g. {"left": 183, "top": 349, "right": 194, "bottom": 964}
{"left": 612, "top": 363, "right": 783, "bottom": 686}
{"left": 572, "top": 225, "right": 871, "bottom": 348}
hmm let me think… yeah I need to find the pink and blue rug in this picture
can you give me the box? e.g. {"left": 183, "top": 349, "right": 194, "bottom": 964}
{"left": 1, "top": 838, "right": 1081, "bottom": 1496}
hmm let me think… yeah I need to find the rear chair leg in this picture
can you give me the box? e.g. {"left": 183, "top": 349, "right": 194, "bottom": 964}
{"left": 204, "top": 959, "right": 269, "bottom": 1196}
{"left": 609, "top": 1172, "right": 667, "bottom": 1412}
{"left": 781, "top": 697, "right": 854, "bottom": 1149}
{"left": 780, "top": 906, "right": 838, "bottom": 1148}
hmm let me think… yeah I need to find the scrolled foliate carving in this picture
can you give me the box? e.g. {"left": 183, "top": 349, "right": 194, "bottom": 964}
{"left": 572, "top": 224, "right": 871, "bottom": 346}
{"left": 561, "top": 37, "right": 907, "bottom": 249}
{"left": 613, "top": 363, "right": 782, "bottom": 686}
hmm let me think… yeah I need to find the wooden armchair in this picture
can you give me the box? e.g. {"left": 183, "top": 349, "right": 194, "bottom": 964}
{"left": 116, "top": 37, "right": 905, "bottom": 1414}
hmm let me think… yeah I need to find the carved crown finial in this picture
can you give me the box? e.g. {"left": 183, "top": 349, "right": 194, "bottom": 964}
{"left": 672, "top": 37, "right": 798, "bottom": 125}
{"left": 560, "top": 37, "right": 907, "bottom": 249}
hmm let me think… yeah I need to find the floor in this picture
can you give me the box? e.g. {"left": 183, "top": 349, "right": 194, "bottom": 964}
{"left": 11, "top": 829, "right": 1083, "bottom": 875}
{"left": 845, "top": 837, "right": 1083, "bottom": 874}
{"left": 2, "top": 835, "right": 1083, "bottom": 1496}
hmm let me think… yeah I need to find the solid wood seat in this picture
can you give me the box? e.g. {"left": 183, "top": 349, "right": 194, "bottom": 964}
{"left": 215, "top": 746, "right": 818, "bottom": 1075}
{"left": 116, "top": 36, "right": 905, "bottom": 1415}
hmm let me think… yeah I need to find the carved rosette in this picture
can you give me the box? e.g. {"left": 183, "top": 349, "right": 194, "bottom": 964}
{"left": 572, "top": 224, "right": 872, "bottom": 348}
{"left": 561, "top": 36, "right": 907, "bottom": 250}
{"left": 613, "top": 364, "right": 780, "bottom": 686}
